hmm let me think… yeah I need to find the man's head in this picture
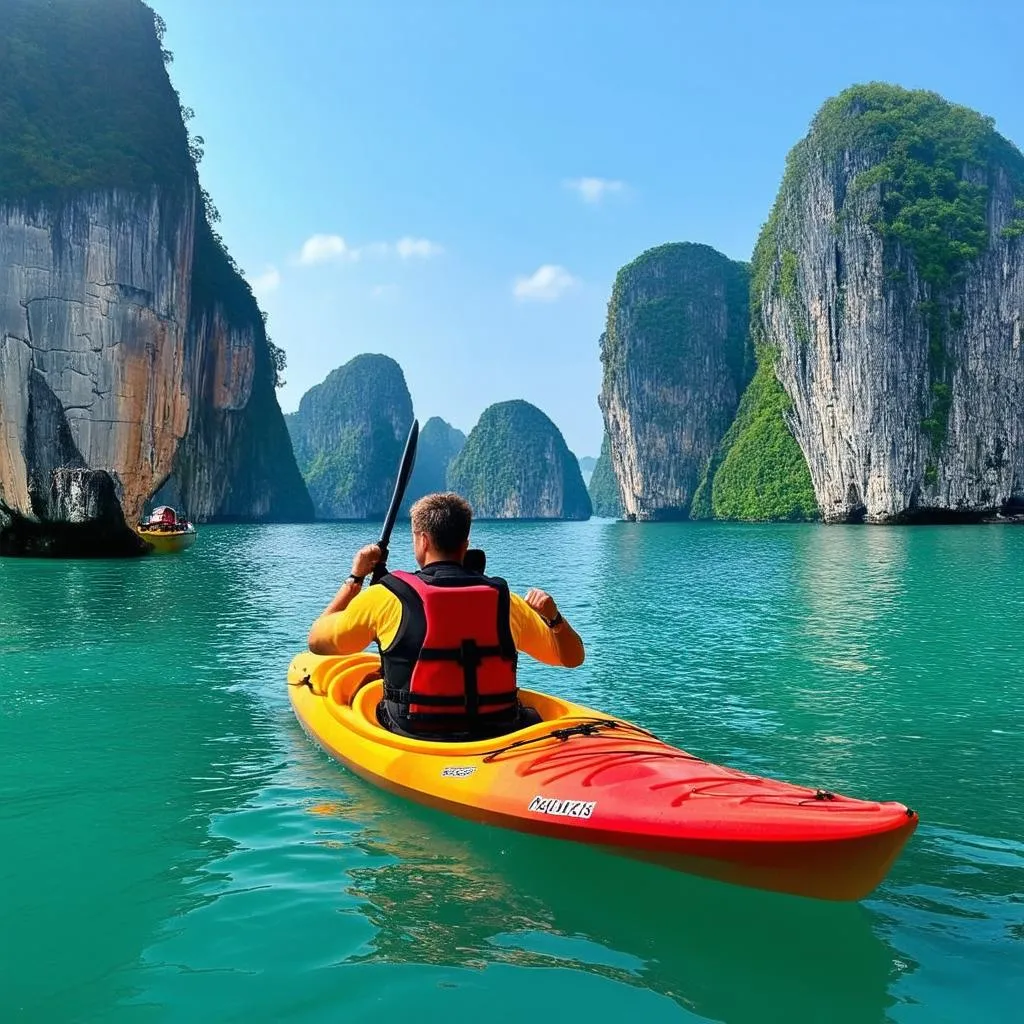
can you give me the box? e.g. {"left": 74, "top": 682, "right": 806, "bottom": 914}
{"left": 410, "top": 492, "right": 473, "bottom": 567}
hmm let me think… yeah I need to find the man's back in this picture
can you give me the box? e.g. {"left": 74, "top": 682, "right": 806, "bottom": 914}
{"left": 307, "top": 492, "right": 585, "bottom": 739}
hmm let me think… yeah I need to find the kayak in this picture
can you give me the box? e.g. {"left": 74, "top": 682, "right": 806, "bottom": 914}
{"left": 137, "top": 526, "right": 197, "bottom": 554}
{"left": 288, "top": 651, "right": 918, "bottom": 901}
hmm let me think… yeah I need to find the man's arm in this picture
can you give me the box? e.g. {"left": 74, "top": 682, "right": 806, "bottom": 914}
{"left": 307, "top": 544, "right": 383, "bottom": 654}
{"left": 510, "top": 589, "right": 585, "bottom": 668}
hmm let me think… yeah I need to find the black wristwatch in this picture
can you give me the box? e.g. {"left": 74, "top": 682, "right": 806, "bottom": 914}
{"left": 345, "top": 573, "right": 365, "bottom": 587}
{"left": 544, "top": 611, "right": 564, "bottom": 629}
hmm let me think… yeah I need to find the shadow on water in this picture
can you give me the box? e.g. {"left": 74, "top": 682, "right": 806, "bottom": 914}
{"left": 0, "top": 548, "right": 283, "bottom": 1021}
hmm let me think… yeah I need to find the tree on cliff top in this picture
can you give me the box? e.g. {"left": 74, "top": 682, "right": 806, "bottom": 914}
{"left": 0, "top": 0, "right": 191, "bottom": 197}
{"left": 0, "top": 0, "right": 286, "bottom": 386}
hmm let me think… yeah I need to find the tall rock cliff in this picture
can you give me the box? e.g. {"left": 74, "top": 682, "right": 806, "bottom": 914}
{"left": 599, "top": 243, "right": 751, "bottom": 520}
{"left": 405, "top": 416, "right": 466, "bottom": 505}
{"left": 148, "top": 220, "right": 312, "bottom": 523}
{"left": 447, "top": 400, "right": 591, "bottom": 519}
{"left": 751, "top": 83, "right": 1024, "bottom": 523}
{"left": 0, "top": 0, "right": 311, "bottom": 555}
{"left": 285, "top": 354, "right": 414, "bottom": 519}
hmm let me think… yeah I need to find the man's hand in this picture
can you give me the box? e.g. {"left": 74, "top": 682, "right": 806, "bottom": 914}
{"left": 351, "top": 544, "right": 382, "bottom": 578}
{"left": 525, "top": 588, "right": 558, "bottom": 623}
{"left": 311, "top": 544, "right": 382, "bottom": 632}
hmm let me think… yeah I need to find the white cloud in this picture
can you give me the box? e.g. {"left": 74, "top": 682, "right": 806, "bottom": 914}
{"left": 298, "top": 234, "right": 360, "bottom": 265}
{"left": 295, "top": 234, "right": 444, "bottom": 266}
{"left": 249, "top": 265, "right": 281, "bottom": 295}
{"left": 564, "top": 177, "right": 626, "bottom": 204}
{"left": 513, "top": 264, "right": 579, "bottom": 302}
{"left": 395, "top": 236, "right": 444, "bottom": 259}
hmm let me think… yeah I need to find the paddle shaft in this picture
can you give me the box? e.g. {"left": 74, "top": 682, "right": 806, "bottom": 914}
{"left": 371, "top": 419, "right": 420, "bottom": 583}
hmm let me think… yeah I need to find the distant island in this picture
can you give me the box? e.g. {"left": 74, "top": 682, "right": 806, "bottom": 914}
{"left": 405, "top": 417, "right": 467, "bottom": 507}
{"left": 285, "top": 358, "right": 591, "bottom": 521}
{"left": 588, "top": 436, "right": 623, "bottom": 519}
{"left": 448, "top": 400, "right": 592, "bottom": 520}
{"left": 285, "top": 354, "right": 414, "bottom": 520}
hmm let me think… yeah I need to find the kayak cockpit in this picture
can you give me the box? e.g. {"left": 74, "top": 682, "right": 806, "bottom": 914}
{"left": 288, "top": 651, "right": 590, "bottom": 755}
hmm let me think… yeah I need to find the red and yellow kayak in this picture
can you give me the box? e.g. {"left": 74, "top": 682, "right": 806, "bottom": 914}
{"left": 288, "top": 652, "right": 918, "bottom": 901}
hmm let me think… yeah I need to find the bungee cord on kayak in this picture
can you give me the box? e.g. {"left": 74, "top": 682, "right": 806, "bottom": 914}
{"left": 479, "top": 718, "right": 668, "bottom": 762}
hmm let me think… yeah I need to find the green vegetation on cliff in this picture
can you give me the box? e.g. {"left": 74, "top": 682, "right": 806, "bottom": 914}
{"left": 602, "top": 243, "right": 752, "bottom": 401}
{"left": 0, "top": 0, "right": 190, "bottom": 197}
{"left": 588, "top": 436, "right": 622, "bottom": 519}
{"left": 692, "top": 354, "right": 818, "bottom": 522}
{"left": 815, "top": 85, "right": 1024, "bottom": 288}
{"left": 754, "top": 85, "right": 1024, "bottom": 306}
{"left": 405, "top": 417, "right": 466, "bottom": 506}
{"left": 0, "top": 0, "right": 285, "bottom": 385}
{"left": 286, "top": 355, "right": 414, "bottom": 520}
{"left": 753, "top": 83, "right": 1024, "bottom": 467}
{"left": 447, "top": 401, "right": 591, "bottom": 520}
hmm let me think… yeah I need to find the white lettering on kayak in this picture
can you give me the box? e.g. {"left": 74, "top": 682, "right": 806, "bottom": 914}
{"left": 528, "top": 796, "right": 596, "bottom": 819}
{"left": 441, "top": 766, "right": 476, "bottom": 778}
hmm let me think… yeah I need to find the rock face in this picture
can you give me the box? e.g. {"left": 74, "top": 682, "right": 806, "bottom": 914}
{"left": 405, "top": 416, "right": 466, "bottom": 505}
{"left": 754, "top": 84, "right": 1024, "bottom": 523}
{"left": 588, "top": 435, "right": 623, "bottom": 518}
{"left": 149, "top": 225, "right": 313, "bottom": 523}
{"left": 286, "top": 354, "right": 414, "bottom": 519}
{"left": 0, "top": 0, "right": 311, "bottom": 554}
{"left": 447, "top": 400, "right": 591, "bottom": 519}
{"left": 599, "top": 243, "right": 751, "bottom": 520}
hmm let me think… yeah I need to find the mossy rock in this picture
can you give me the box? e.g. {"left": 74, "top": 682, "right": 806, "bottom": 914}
{"left": 286, "top": 354, "right": 414, "bottom": 519}
{"left": 692, "top": 354, "right": 818, "bottom": 522}
{"left": 448, "top": 400, "right": 591, "bottom": 520}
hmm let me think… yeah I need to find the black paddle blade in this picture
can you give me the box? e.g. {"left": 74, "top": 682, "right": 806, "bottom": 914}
{"left": 372, "top": 418, "right": 420, "bottom": 583}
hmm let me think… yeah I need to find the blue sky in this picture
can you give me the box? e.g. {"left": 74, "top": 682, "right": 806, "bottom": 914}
{"left": 153, "top": 0, "right": 1022, "bottom": 457}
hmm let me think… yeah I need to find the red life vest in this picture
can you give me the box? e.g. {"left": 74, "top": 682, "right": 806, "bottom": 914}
{"left": 379, "top": 565, "right": 518, "bottom": 732}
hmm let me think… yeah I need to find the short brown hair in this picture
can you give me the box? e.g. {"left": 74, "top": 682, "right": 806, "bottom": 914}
{"left": 410, "top": 492, "right": 473, "bottom": 555}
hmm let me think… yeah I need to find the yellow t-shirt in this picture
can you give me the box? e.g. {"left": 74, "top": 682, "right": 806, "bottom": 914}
{"left": 311, "top": 581, "right": 568, "bottom": 667}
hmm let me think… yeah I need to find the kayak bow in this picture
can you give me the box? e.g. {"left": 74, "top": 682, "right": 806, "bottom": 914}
{"left": 288, "top": 652, "right": 918, "bottom": 901}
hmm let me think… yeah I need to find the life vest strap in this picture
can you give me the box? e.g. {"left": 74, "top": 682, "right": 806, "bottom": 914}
{"left": 416, "top": 643, "right": 506, "bottom": 662}
{"left": 383, "top": 686, "right": 518, "bottom": 708}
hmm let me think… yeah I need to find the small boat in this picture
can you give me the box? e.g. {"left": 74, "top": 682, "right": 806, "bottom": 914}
{"left": 287, "top": 651, "right": 918, "bottom": 901}
{"left": 137, "top": 506, "right": 197, "bottom": 554}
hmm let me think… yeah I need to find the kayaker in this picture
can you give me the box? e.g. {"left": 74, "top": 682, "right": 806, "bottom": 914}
{"left": 307, "top": 492, "right": 585, "bottom": 740}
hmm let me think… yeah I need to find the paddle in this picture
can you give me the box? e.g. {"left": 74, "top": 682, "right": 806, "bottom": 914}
{"left": 371, "top": 419, "right": 420, "bottom": 584}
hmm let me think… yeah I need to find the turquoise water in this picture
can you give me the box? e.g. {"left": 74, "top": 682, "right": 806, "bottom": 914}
{"left": 1, "top": 521, "right": 1022, "bottom": 1022}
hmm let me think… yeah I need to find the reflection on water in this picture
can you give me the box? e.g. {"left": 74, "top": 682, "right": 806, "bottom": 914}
{"left": 3, "top": 521, "right": 1024, "bottom": 1022}
{"left": 309, "top": 764, "right": 896, "bottom": 1024}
